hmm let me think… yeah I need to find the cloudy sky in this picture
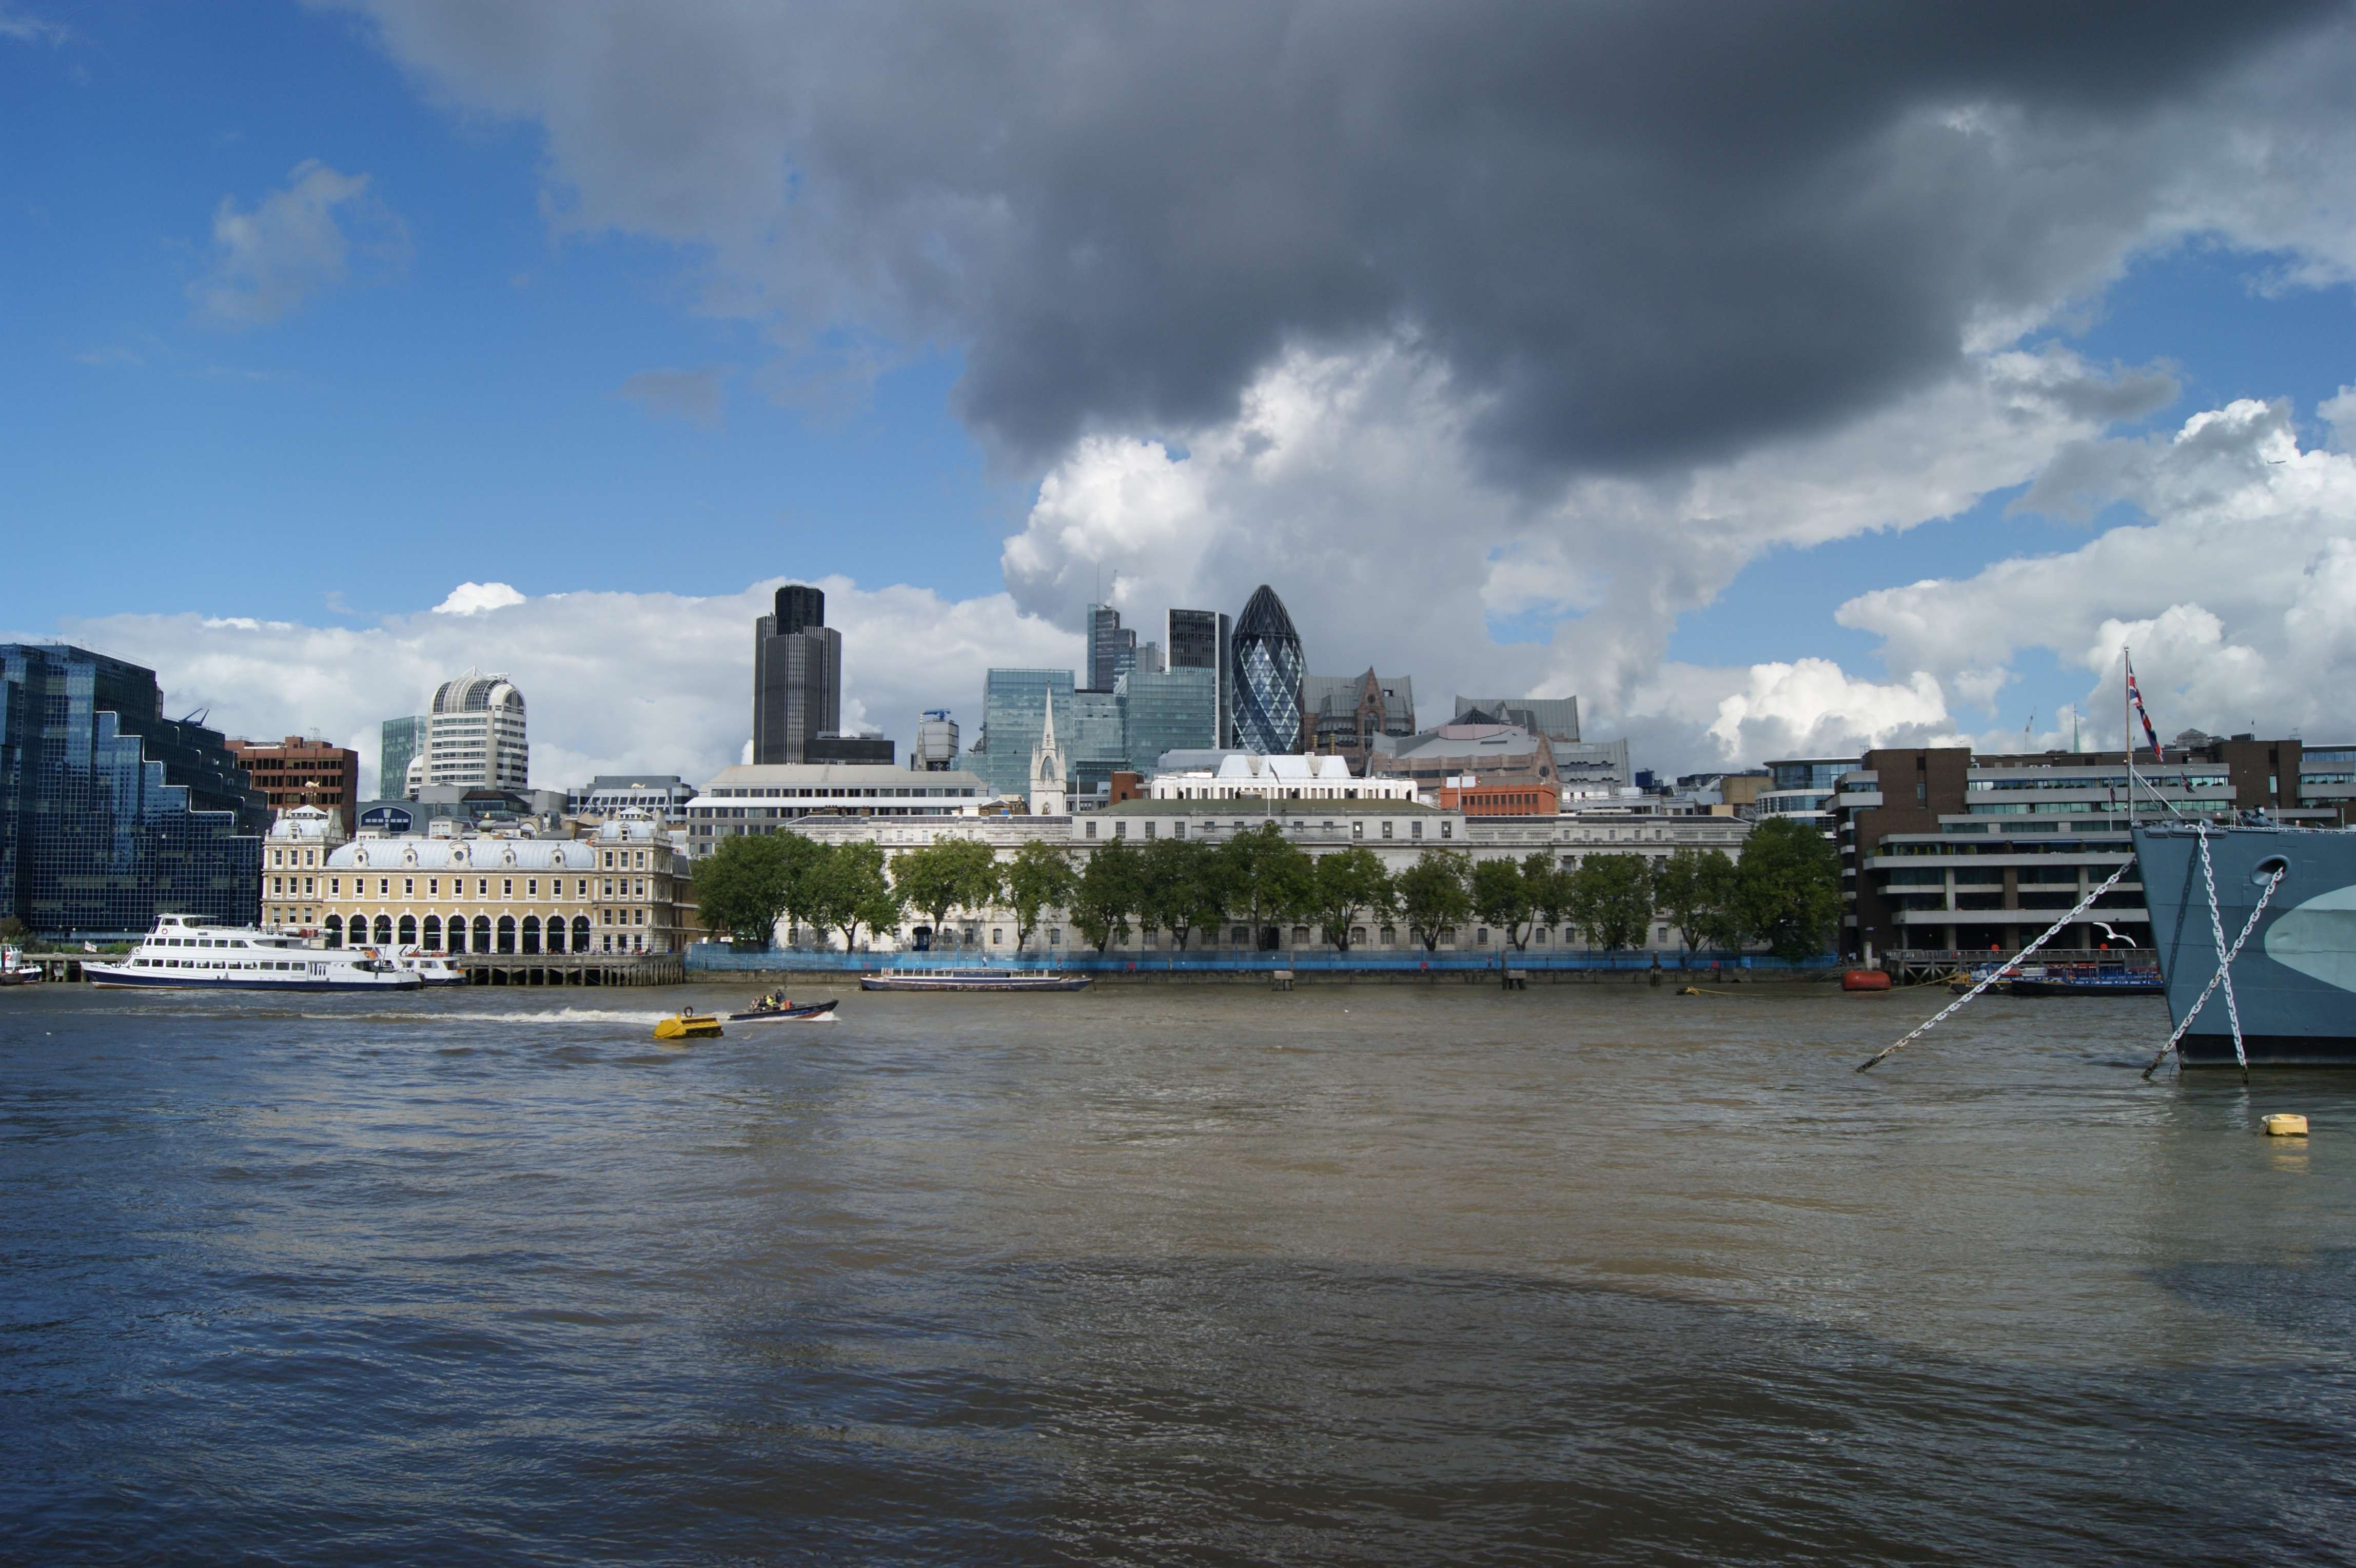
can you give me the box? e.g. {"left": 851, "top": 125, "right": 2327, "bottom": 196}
{"left": 6, "top": 1, "right": 2356, "bottom": 793}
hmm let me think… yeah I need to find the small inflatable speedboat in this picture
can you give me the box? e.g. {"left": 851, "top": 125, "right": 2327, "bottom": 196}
{"left": 727, "top": 999, "right": 839, "bottom": 1022}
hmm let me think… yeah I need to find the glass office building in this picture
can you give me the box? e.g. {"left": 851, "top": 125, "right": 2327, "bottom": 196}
{"left": 378, "top": 714, "right": 427, "bottom": 799}
{"left": 1166, "top": 609, "right": 1231, "bottom": 746}
{"left": 1066, "top": 689, "right": 1129, "bottom": 796}
{"left": 0, "top": 644, "right": 269, "bottom": 940}
{"left": 978, "top": 669, "right": 1078, "bottom": 798}
{"left": 1118, "top": 665, "right": 1220, "bottom": 775}
{"left": 1231, "top": 584, "right": 1306, "bottom": 754}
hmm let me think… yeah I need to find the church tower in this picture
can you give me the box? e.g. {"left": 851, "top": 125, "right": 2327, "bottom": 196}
{"left": 1028, "top": 689, "right": 1069, "bottom": 816}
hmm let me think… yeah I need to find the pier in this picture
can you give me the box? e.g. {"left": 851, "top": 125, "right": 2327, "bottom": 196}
{"left": 455, "top": 953, "right": 682, "bottom": 987}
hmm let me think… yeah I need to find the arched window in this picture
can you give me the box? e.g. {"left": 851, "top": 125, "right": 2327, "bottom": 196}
{"left": 545, "top": 917, "right": 565, "bottom": 954}
{"left": 323, "top": 915, "right": 343, "bottom": 948}
{"left": 398, "top": 914, "right": 417, "bottom": 945}
{"left": 374, "top": 914, "right": 393, "bottom": 944}
{"left": 446, "top": 915, "right": 466, "bottom": 953}
{"left": 422, "top": 915, "right": 442, "bottom": 949}
{"left": 572, "top": 915, "right": 591, "bottom": 950}
{"left": 521, "top": 916, "right": 541, "bottom": 955}
{"left": 473, "top": 915, "right": 492, "bottom": 950}
{"left": 497, "top": 916, "right": 516, "bottom": 954}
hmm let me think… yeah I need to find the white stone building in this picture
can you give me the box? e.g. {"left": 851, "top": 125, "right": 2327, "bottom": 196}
{"left": 426, "top": 670, "right": 529, "bottom": 791}
{"left": 1147, "top": 753, "right": 1418, "bottom": 802}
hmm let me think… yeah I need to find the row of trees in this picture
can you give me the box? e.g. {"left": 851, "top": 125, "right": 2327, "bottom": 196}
{"left": 690, "top": 816, "right": 1841, "bottom": 961}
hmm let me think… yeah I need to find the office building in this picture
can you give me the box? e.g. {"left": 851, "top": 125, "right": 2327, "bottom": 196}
{"left": 227, "top": 734, "right": 361, "bottom": 833}
{"left": 977, "top": 669, "right": 1077, "bottom": 798}
{"left": 0, "top": 644, "right": 269, "bottom": 940}
{"left": 1166, "top": 608, "right": 1232, "bottom": 744}
{"left": 911, "top": 711, "right": 961, "bottom": 771}
{"left": 809, "top": 733, "right": 895, "bottom": 766}
{"left": 1757, "top": 757, "right": 1860, "bottom": 830}
{"left": 1305, "top": 670, "right": 1417, "bottom": 768}
{"left": 1367, "top": 721, "right": 1559, "bottom": 793}
{"left": 1147, "top": 753, "right": 1417, "bottom": 802}
{"left": 1085, "top": 603, "right": 1135, "bottom": 692}
{"left": 753, "top": 584, "right": 842, "bottom": 765}
{"left": 318, "top": 810, "right": 691, "bottom": 955}
{"left": 379, "top": 715, "right": 427, "bottom": 801}
{"left": 1455, "top": 695, "right": 1581, "bottom": 743}
{"left": 567, "top": 775, "right": 697, "bottom": 826}
{"left": 1118, "top": 665, "right": 1221, "bottom": 778}
{"left": 1834, "top": 736, "right": 2334, "bottom": 961}
{"left": 425, "top": 671, "right": 529, "bottom": 791}
{"left": 1231, "top": 584, "right": 1305, "bottom": 754}
{"left": 684, "top": 763, "right": 990, "bottom": 857}
{"left": 259, "top": 804, "right": 347, "bottom": 931}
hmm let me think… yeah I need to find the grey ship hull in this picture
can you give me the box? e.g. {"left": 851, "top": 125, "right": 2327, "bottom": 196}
{"left": 2134, "top": 824, "right": 2356, "bottom": 1067}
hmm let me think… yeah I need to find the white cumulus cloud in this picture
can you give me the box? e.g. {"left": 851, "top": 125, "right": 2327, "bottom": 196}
{"left": 49, "top": 578, "right": 1072, "bottom": 797}
{"left": 433, "top": 581, "right": 528, "bottom": 615}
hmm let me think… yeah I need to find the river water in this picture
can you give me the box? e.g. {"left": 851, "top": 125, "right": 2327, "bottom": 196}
{"left": 3, "top": 979, "right": 2352, "bottom": 1564}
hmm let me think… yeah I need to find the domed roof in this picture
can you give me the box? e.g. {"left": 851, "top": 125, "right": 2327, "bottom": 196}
{"left": 431, "top": 671, "right": 525, "bottom": 715}
{"left": 1234, "top": 584, "right": 1298, "bottom": 642}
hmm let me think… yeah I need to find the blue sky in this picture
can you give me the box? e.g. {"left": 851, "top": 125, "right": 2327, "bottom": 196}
{"left": 4, "top": 4, "right": 1015, "bottom": 627}
{"left": 7, "top": 3, "right": 2356, "bottom": 780}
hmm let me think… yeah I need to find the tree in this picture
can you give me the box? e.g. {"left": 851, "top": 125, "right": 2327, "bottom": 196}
{"left": 892, "top": 837, "right": 1003, "bottom": 947}
{"left": 1735, "top": 817, "right": 1841, "bottom": 962}
{"left": 1653, "top": 847, "right": 1743, "bottom": 964}
{"left": 1071, "top": 836, "right": 1145, "bottom": 953}
{"left": 1523, "top": 852, "right": 1572, "bottom": 946}
{"left": 691, "top": 832, "right": 801, "bottom": 946}
{"left": 0, "top": 915, "right": 27, "bottom": 944}
{"left": 1568, "top": 853, "right": 1655, "bottom": 951}
{"left": 766, "top": 831, "right": 830, "bottom": 948}
{"left": 1005, "top": 839, "right": 1075, "bottom": 953}
{"left": 1469, "top": 856, "right": 1538, "bottom": 953}
{"left": 1396, "top": 848, "right": 1473, "bottom": 953}
{"left": 1308, "top": 846, "right": 1395, "bottom": 953}
{"left": 806, "top": 840, "right": 902, "bottom": 952}
{"left": 1137, "top": 836, "right": 1225, "bottom": 951}
{"left": 1218, "top": 822, "right": 1316, "bottom": 948}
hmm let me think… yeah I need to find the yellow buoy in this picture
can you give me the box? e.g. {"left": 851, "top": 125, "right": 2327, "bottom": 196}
{"left": 2262, "top": 1114, "right": 2309, "bottom": 1137}
{"left": 654, "top": 1010, "right": 724, "bottom": 1042}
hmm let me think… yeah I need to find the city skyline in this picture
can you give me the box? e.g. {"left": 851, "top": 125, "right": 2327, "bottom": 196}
{"left": 8, "top": 6, "right": 2356, "bottom": 789}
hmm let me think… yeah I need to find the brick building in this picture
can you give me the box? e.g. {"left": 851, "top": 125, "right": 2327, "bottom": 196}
{"left": 228, "top": 734, "right": 361, "bottom": 834}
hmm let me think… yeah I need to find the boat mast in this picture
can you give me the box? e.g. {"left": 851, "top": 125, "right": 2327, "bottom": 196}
{"left": 2122, "top": 643, "right": 2136, "bottom": 827}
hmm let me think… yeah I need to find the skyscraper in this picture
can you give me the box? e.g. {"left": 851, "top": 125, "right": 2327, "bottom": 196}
{"left": 1166, "top": 608, "right": 1231, "bottom": 747}
{"left": 1231, "top": 585, "right": 1306, "bottom": 754}
{"left": 753, "top": 584, "right": 842, "bottom": 764}
{"left": 1085, "top": 603, "right": 1135, "bottom": 692}
{"left": 0, "top": 643, "right": 268, "bottom": 938}
{"left": 379, "top": 715, "right": 427, "bottom": 801}
{"left": 426, "top": 671, "right": 529, "bottom": 790}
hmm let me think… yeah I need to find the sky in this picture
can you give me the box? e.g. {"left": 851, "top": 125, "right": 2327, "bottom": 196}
{"left": 5, "top": 1, "right": 2356, "bottom": 795}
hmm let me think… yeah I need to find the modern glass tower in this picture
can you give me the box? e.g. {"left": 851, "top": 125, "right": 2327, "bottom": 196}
{"left": 378, "top": 715, "right": 427, "bottom": 800}
{"left": 979, "top": 669, "right": 1078, "bottom": 798}
{"left": 0, "top": 644, "right": 268, "bottom": 939}
{"left": 753, "top": 583, "right": 842, "bottom": 765}
{"left": 1231, "top": 585, "right": 1305, "bottom": 754}
{"left": 1166, "top": 609, "right": 1231, "bottom": 743}
{"left": 1118, "top": 665, "right": 1220, "bottom": 773}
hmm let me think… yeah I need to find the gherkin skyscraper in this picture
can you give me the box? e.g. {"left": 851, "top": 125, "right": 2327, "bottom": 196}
{"left": 1230, "top": 584, "right": 1304, "bottom": 753}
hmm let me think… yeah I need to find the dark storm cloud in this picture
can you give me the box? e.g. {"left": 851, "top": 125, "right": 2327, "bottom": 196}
{"left": 355, "top": 0, "right": 2343, "bottom": 474}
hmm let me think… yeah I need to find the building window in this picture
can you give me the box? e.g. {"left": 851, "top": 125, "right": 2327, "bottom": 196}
{"left": 528, "top": 878, "right": 538, "bottom": 897}
{"left": 1383, "top": 820, "right": 1394, "bottom": 839}
{"left": 403, "top": 877, "right": 414, "bottom": 896}
{"left": 1441, "top": 822, "right": 1454, "bottom": 839}
{"left": 1411, "top": 821, "right": 1423, "bottom": 840}
{"left": 378, "top": 877, "right": 390, "bottom": 895}
{"left": 992, "top": 928, "right": 1004, "bottom": 945}
{"left": 1048, "top": 928, "right": 1061, "bottom": 945}
{"left": 1114, "top": 821, "right": 1127, "bottom": 838}
{"left": 1352, "top": 820, "right": 1364, "bottom": 839}
{"left": 428, "top": 878, "right": 439, "bottom": 896}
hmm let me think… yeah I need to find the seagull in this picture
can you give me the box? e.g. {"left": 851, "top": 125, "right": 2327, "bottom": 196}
{"left": 2092, "top": 920, "right": 2136, "bottom": 948}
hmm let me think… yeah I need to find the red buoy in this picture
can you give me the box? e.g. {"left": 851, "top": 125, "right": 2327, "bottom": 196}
{"left": 1842, "top": 969, "right": 1892, "bottom": 992}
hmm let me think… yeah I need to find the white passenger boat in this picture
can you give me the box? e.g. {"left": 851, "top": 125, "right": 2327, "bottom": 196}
{"left": 394, "top": 947, "right": 468, "bottom": 986}
{"left": 86, "top": 914, "right": 423, "bottom": 991}
{"left": 0, "top": 944, "right": 40, "bottom": 986}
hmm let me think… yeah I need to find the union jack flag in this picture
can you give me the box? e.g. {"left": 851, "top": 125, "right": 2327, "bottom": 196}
{"left": 2126, "top": 658, "right": 2163, "bottom": 761}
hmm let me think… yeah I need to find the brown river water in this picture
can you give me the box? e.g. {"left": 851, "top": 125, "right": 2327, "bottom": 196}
{"left": 2, "top": 980, "right": 2351, "bottom": 1563}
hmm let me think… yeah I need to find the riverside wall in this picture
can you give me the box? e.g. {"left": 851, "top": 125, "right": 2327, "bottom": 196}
{"left": 685, "top": 947, "right": 1839, "bottom": 986}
